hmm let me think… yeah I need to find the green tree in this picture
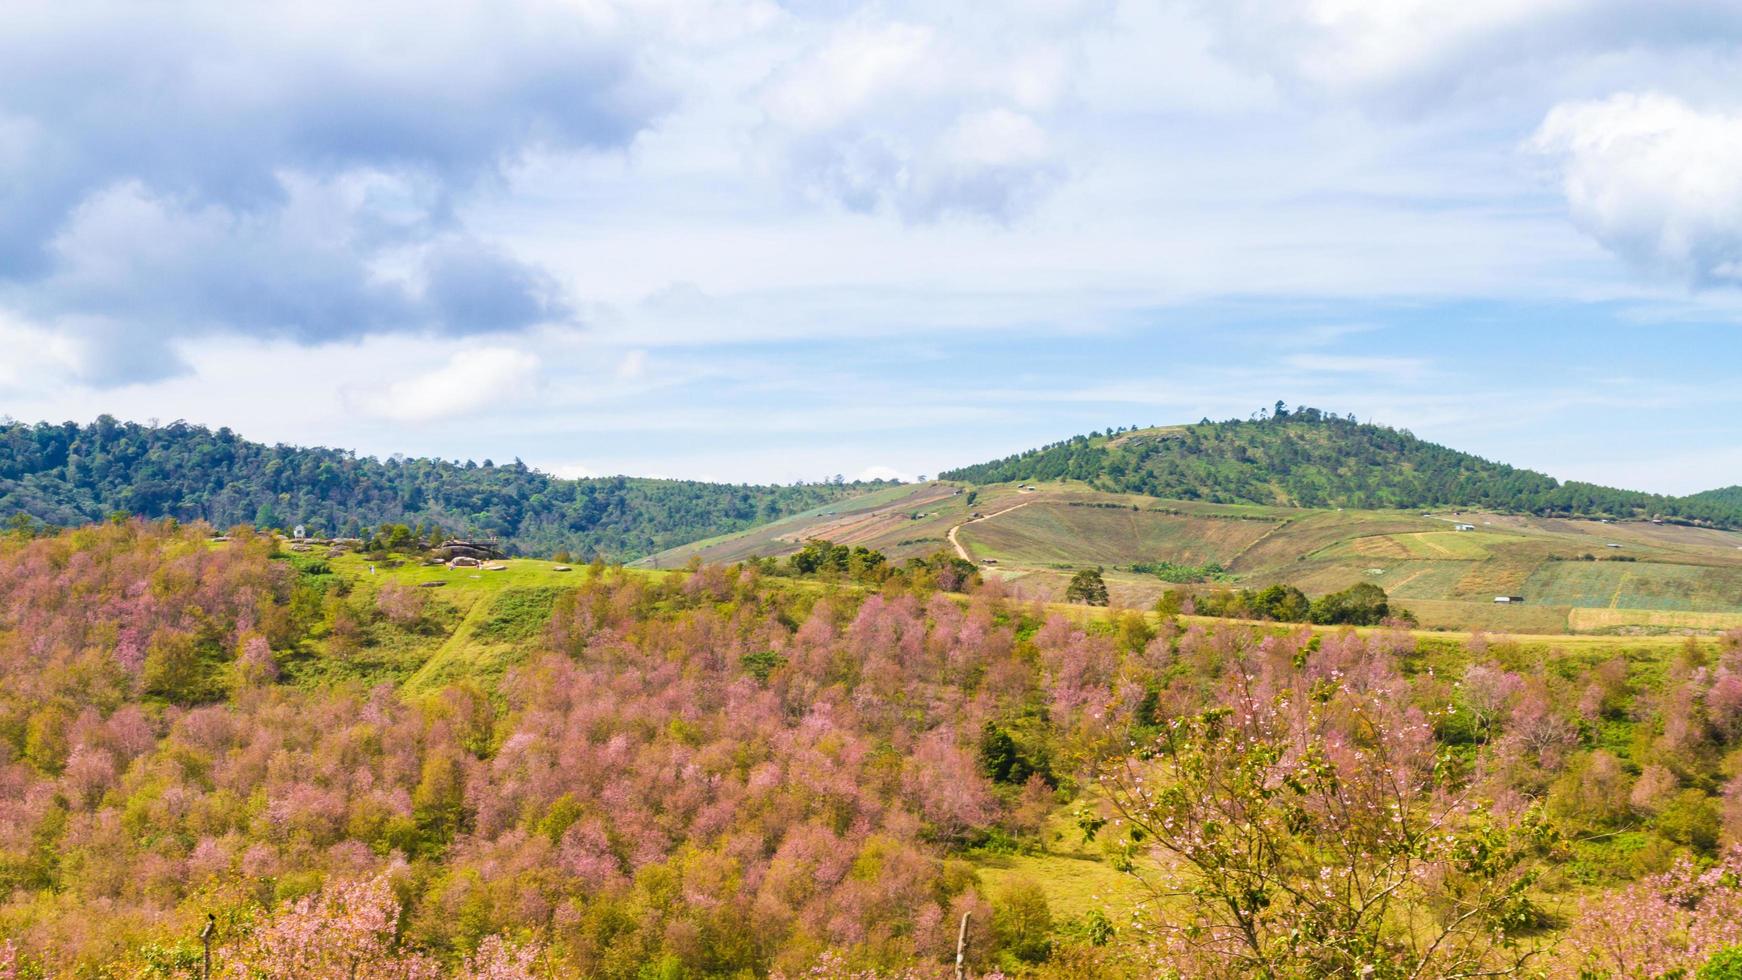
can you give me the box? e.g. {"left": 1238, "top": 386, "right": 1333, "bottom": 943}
{"left": 992, "top": 879, "right": 1055, "bottom": 965}
{"left": 1309, "top": 582, "right": 1392, "bottom": 625}
{"left": 1065, "top": 567, "right": 1109, "bottom": 606}
{"left": 412, "top": 750, "right": 468, "bottom": 853}
{"left": 1252, "top": 584, "right": 1311, "bottom": 622}
{"left": 142, "top": 632, "right": 209, "bottom": 704}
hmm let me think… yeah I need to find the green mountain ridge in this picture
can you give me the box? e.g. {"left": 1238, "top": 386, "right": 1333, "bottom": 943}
{"left": 940, "top": 407, "right": 1742, "bottom": 528}
{"left": 4, "top": 408, "right": 1736, "bottom": 561}
{"left": 0, "top": 417, "right": 883, "bottom": 560}
{"left": 1689, "top": 486, "right": 1742, "bottom": 509}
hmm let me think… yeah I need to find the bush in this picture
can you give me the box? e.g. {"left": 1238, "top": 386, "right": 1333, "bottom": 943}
{"left": 993, "top": 879, "right": 1054, "bottom": 965}
{"left": 740, "top": 649, "right": 785, "bottom": 682}
{"left": 1703, "top": 945, "right": 1742, "bottom": 979}
{"left": 1659, "top": 789, "right": 1723, "bottom": 854}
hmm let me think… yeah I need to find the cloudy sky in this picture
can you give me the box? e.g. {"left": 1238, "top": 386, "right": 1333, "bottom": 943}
{"left": 4, "top": 0, "right": 1742, "bottom": 493}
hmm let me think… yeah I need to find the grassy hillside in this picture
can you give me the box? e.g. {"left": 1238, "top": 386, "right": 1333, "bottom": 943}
{"left": 0, "top": 417, "right": 884, "bottom": 560}
{"left": 940, "top": 407, "right": 1742, "bottom": 526}
{"left": 640, "top": 479, "right": 1742, "bottom": 635}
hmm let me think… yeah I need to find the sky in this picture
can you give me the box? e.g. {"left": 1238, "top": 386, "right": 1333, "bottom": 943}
{"left": 3, "top": 0, "right": 1742, "bottom": 494}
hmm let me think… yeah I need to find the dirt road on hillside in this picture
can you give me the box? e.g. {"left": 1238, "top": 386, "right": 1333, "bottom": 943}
{"left": 948, "top": 499, "right": 1037, "bottom": 560}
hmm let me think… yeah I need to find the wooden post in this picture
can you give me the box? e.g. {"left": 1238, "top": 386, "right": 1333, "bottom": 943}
{"left": 200, "top": 913, "right": 215, "bottom": 980}
{"left": 954, "top": 910, "right": 971, "bottom": 980}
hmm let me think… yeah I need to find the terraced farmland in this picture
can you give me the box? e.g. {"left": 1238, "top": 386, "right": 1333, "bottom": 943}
{"left": 952, "top": 502, "right": 1276, "bottom": 566}
{"left": 1525, "top": 561, "right": 1742, "bottom": 611}
{"left": 637, "top": 479, "right": 1742, "bottom": 634}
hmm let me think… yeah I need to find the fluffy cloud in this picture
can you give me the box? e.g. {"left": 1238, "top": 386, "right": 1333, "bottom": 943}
{"left": 1184, "top": 0, "right": 1742, "bottom": 109}
{"left": 0, "top": 0, "right": 666, "bottom": 382}
{"left": 754, "top": 4, "right": 1104, "bottom": 222}
{"left": 351, "top": 347, "right": 541, "bottom": 423}
{"left": 0, "top": 314, "right": 84, "bottom": 390}
{"left": 1532, "top": 93, "right": 1742, "bottom": 286}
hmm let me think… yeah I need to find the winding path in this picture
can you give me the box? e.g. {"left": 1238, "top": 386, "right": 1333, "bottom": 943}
{"left": 948, "top": 499, "right": 1037, "bottom": 561}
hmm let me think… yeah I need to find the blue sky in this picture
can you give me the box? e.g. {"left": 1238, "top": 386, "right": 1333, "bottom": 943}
{"left": 3, "top": 0, "right": 1742, "bottom": 493}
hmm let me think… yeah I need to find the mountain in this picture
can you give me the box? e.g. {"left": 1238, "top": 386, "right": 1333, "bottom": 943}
{"left": 940, "top": 407, "right": 1742, "bottom": 527}
{"left": 5, "top": 408, "right": 1736, "bottom": 566}
{"left": 0, "top": 417, "right": 883, "bottom": 559}
{"left": 1690, "top": 486, "right": 1742, "bottom": 510}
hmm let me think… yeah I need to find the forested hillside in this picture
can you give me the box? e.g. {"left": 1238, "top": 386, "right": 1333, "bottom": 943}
{"left": 8, "top": 520, "right": 1742, "bottom": 976}
{"left": 942, "top": 406, "right": 1742, "bottom": 526}
{"left": 0, "top": 418, "right": 881, "bottom": 559}
{"left": 1692, "top": 486, "right": 1742, "bottom": 510}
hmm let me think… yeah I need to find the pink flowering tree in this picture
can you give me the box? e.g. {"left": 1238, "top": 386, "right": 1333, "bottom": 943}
{"left": 218, "top": 874, "right": 441, "bottom": 980}
{"left": 375, "top": 583, "right": 429, "bottom": 629}
{"left": 1100, "top": 656, "right": 1548, "bottom": 977}
{"left": 1559, "top": 849, "right": 1742, "bottom": 978}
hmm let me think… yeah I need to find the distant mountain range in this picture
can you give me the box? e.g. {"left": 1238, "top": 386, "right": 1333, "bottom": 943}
{"left": 940, "top": 407, "right": 1742, "bottom": 528}
{"left": 2, "top": 408, "right": 1736, "bottom": 559}
{"left": 0, "top": 417, "right": 881, "bottom": 560}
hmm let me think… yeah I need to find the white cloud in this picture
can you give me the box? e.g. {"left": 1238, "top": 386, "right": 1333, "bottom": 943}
{"left": 351, "top": 347, "right": 540, "bottom": 422}
{"left": 1188, "top": 0, "right": 1574, "bottom": 92}
{"left": 1181, "top": 0, "right": 1742, "bottom": 115}
{"left": 0, "top": 314, "right": 83, "bottom": 391}
{"left": 1532, "top": 93, "right": 1742, "bottom": 286}
{"left": 753, "top": 7, "right": 1094, "bottom": 222}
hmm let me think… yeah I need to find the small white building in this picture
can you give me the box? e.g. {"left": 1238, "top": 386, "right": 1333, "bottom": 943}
{"left": 1493, "top": 595, "right": 1525, "bottom": 604}
{"left": 292, "top": 524, "right": 307, "bottom": 540}
{"left": 1453, "top": 523, "right": 1476, "bottom": 532}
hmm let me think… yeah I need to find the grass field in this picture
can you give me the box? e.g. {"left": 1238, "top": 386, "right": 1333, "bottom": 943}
{"left": 1325, "top": 529, "right": 1515, "bottom": 561}
{"left": 971, "top": 807, "right": 1149, "bottom": 924}
{"left": 282, "top": 550, "right": 598, "bottom": 694}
